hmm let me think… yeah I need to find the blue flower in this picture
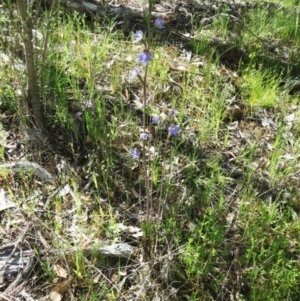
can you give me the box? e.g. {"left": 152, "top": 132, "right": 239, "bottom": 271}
{"left": 140, "top": 132, "right": 148, "bottom": 140}
{"left": 130, "top": 148, "right": 141, "bottom": 159}
{"left": 168, "top": 125, "right": 180, "bottom": 136}
{"left": 168, "top": 109, "right": 175, "bottom": 116}
{"left": 137, "top": 50, "right": 152, "bottom": 65}
{"left": 129, "top": 66, "right": 140, "bottom": 81}
{"left": 133, "top": 30, "right": 143, "bottom": 43}
{"left": 152, "top": 116, "right": 159, "bottom": 125}
{"left": 154, "top": 18, "right": 165, "bottom": 29}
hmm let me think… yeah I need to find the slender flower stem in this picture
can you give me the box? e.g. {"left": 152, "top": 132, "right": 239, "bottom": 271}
{"left": 139, "top": 157, "right": 142, "bottom": 218}
{"left": 143, "top": 0, "right": 154, "bottom": 224}
{"left": 143, "top": 64, "right": 150, "bottom": 223}
{"left": 129, "top": 0, "right": 167, "bottom": 256}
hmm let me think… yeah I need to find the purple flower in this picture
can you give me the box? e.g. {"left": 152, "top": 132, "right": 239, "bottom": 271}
{"left": 140, "top": 132, "right": 148, "bottom": 140}
{"left": 133, "top": 30, "right": 143, "bottom": 43}
{"left": 168, "top": 125, "right": 180, "bottom": 136}
{"left": 130, "top": 148, "right": 140, "bottom": 159}
{"left": 154, "top": 18, "right": 165, "bottom": 29}
{"left": 168, "top": 109, "right": 175, "bottom": 116}
{"left": 129, "top": 66, "right": 140, "bottom": 81}
{"left": 152, "top": 116, "right": 159, "bottom": 125}
{"left": 137, "top": 50, "right": 152, "bottom": 65}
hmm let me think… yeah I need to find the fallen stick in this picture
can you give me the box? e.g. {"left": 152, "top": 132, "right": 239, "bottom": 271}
{"left": 0, "top": 160, "right": 55, "bottom": 185}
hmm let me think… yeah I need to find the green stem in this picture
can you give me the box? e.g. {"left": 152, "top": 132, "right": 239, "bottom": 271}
{"left": 143, "top": 64, "right": 150, "bottom": 223}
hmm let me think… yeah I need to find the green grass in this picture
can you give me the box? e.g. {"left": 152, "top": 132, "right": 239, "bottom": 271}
{"left": 1, "top": 0, "right": 300, "bottom": 300}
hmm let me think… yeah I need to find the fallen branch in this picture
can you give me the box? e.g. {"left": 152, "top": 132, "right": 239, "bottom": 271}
{"left": 0, "top": 160, "right": 55, "bottom": 185}
{"left": 50, "top": 243, "right": 136, "bottom": 259}
{"left": 0, "top": 242, "right": 136, "bottom": 294}
{"left": 0, "top": 247, "right": 36, "bottom": 295}
{"left": 58, "top": 0, "right": 291, "bottom": 21}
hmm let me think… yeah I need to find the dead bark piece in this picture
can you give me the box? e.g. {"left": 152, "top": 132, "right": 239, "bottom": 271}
{"left": 75, "top": 243, "right": 136, "bottom": 259}
{"left": 0, "top": 248, "right": 36, "bottom": 295}
{"left": 97, "top": 243, "right": 135, "bottom": 258}
{"left": 0, "top": 243, "right": 135, "bottom": 292}
{"left": 0, "top": 160, "right": 55, "bottom": 185}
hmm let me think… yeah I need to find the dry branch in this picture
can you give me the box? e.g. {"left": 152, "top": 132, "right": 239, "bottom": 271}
{"left": 0, "top": 243, "right": 136, "bottom": 294}
{"left": 57, "top": 0, "right": 290, "bottom": 21}
{"left": 0, "top": 248, "right": 36, "bottom": 295}
{"left": 0, "top": 160, "right": 55, "bottom": 184}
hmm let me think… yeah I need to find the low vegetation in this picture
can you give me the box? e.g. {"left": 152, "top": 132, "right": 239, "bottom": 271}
{"left": 0, "top": 0, "right": 300, "bottom": 300}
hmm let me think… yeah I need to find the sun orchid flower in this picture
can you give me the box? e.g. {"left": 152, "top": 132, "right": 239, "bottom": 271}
{"left": 140, "top": 132, "right": 148, "bottom": 140}
{"left": 130, "top": 148, "right": 141, "bottom": 159}
{"left": 152, "top": 116, "right": 159, "bottom": 125}
{"left": 168, "top": 125, "right": 180, "bottom": 136}
{"left": 133, "top": 30, "right": 143, "bottom": 43}
{"left": 154, "top": 18, "right": 165, "bottom": 29}
{"left": 137, "top": 50, "right": 152, "bottom": 65}
{"left": 168, "top": 109, "right": 175, "bottom": 116}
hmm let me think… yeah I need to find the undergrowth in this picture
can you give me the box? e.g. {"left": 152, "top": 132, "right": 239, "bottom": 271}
{"left": 0, "top": 0, "right": 300, "bottom": 300}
